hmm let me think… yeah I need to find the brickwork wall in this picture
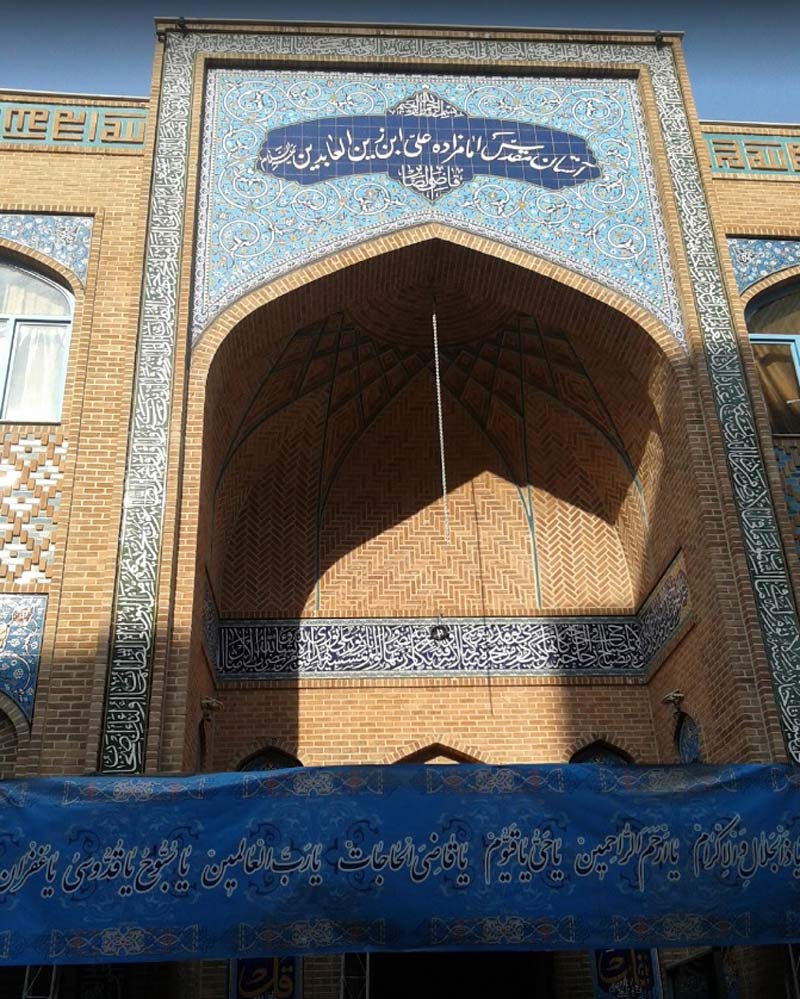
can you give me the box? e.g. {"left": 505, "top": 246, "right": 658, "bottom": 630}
{"left": 0, "top": 92, "right": 150, "bottom": 775}
{"left": 0, "top": 32, "right": 793, "bottom": 999}
{"left": 552, "top": 951, "right": 594, "bottom": 998}
{"left": 210, "top": 681, "right": 659, "bottom": 772}
{"left": 303, "top": 956, "right": 340, "bottom": 999}
{"left": 216, "top": 371, "right": 636, "bottom": 619}
{"left": 0, "top": 431, "right": 67, "bottom": 585}
{"left": 0, "top": 707, "right": 17, "bottom": 777}
{"left": 704, "top": 123, "right": 800, "bottom": 237}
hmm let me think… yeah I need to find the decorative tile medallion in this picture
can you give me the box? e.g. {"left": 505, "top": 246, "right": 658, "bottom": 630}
{"left": 0, "top": 433, "right": 67, "bottom": 585}
{"left": 0, "top": 213, "right": 92, "bottom": 284}
{"left": 100, "top": 30, "right": 800, "bottom": 772}
{"left": 196, "top": 71, "right": 683, "bottom": 345}
{"left": 48, "top": 925, "right": 201, "bottom": 961}
{"left": 0, "top": 593, "right": 47, "bottom": 722}
{"left": 727, "top": 237, "right": 800, "bottom": 294}
{"left": 214, "top": 553, "right": 690, "bottom": 680}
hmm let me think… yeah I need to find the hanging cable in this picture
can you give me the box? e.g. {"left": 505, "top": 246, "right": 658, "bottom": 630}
{"left": 432, "top": 308, "right": 450, "bottom": 544}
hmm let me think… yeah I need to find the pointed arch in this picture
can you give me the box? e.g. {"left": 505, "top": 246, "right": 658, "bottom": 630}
{"left": 237, "top": 745, "right": 303, "bottom": 771}
{"left": 192, "top": 224, "right": 686, "bottom": 373}
{"left": 388, "top": 741, "right": 483, "bottom": 765}
{"left": 570, "top": 739, "right": 634, "bottom": 765}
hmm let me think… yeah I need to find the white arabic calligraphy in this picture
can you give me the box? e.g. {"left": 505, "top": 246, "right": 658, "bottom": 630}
{"left": 257, "top": 127, "right": 596, "bottom": 179}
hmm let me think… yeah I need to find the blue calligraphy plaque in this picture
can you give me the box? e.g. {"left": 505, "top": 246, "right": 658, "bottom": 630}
{"left": 256, "top": 90, "right": 600, "bottom": 201}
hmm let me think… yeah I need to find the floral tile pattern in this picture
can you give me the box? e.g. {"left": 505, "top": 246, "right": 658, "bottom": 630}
{"left": 0, "top": 593, "right": 46, "bottom": 721}
{"left": 728, "top": 237, "right": 800, "bottom": 294}
{"left": 0, "top": 213, "right": 93, "bottom": 284}
{"left": 195, "top": 72, "right": 683, "bottom": 346}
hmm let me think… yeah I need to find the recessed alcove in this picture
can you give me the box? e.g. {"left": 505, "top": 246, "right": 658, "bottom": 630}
{"left": 199, "top": 239, "right": 688, "bottom": 627}
{"left": 179, "top": 232, "right": 723, "bottom": 770}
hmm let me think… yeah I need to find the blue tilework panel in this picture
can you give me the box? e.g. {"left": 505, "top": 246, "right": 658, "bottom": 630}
{"left": 0, "top": 593, "right": 46, "bottom": 721}
{"left": 775, "top": 443, "right": 800, "bottom": 559}
{"left": 728, "top": 238, "right": 800, "bottom": 295}
{"left": 195, "top": 72, "right": 682, "bottom": 345}
{"left": 216, "top": 553, "right": 690, "bottom": 680}
{"left": 0, "top": 213, "right": 92, "bottom": 285}
{"left": 202, "top": 578, "right": 219, "bottom": 669}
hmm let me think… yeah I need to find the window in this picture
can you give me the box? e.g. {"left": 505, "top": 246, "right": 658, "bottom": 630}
{"left": 0, "top": 260, "right": 73, "bottom": 422}
{"left": 237, "top": 746, "right": 302, "bottom": 771}
{"left": 748, "top": 282, "right": 800, "bottom": 435}
{"left": 570, "top": 740, "right": 631, "bottom": 765}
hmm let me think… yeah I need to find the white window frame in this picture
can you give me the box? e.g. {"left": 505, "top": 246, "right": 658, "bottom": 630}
{"left": 749, "top": 333, "right": 800, "bottom": 436}
{"left": 0, "top": 264, "right": 73, "bottom": 424}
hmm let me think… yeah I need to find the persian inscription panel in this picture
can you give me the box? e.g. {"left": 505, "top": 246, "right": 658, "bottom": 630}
{"left": 195, "top": 72, "right": 682, "bottom": 344}
{"left": 214, "top": 552, "right": 691, "bottom": 679}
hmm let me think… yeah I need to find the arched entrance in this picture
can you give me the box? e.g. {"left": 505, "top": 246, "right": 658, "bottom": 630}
{"left": 171, "top": 233, "right": 748, "bottom": 774}
{"left": 161, "top": 233, "right": 769, "bottom": 997}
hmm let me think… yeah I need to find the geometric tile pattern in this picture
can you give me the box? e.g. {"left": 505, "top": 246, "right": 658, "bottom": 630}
{"left": 214, "top": 549, "right": 690, "bottom": 679}
{"left": 705, "top": 132, "right": 800, "bottom": 177}
{"left": 100, "top": 29, "right": 800, "bottom": 772}
{"left": 0, "top": 592, "right": 47, "bottom": 721}
{"left": 196, "top": 71, "right": 683, "bottom": 345}
{"left": 728, "top": 238, "right": 800, "bottom": 295}
{"left": 0, "top": 213, "right": 92, "bottom": 284}
{"left": 0, "top": 100, "right": 146, "bottom": 151}
{"left": 0, "top": 433, "right": 67, "bottom": 585}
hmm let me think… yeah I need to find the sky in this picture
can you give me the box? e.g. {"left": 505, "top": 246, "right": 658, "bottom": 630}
{"left": 0, "top": 0, "right": 797, "bottom": 123}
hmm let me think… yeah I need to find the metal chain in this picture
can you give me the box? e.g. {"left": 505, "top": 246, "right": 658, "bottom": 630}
{"left": 432, "top": 310, "right": 450, "bottom": 544}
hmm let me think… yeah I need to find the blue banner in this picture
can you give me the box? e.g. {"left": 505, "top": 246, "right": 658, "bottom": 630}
{"left": 256, "top": 90, "right": 600, "bottom": 201}
{"left": 0, "top": 764, "right": 799, "bottom": 965}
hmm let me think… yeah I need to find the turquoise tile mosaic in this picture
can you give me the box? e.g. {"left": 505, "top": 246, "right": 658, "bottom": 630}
{"left": 0, "top": 213, "right": 92, "bottom": 284}
{"left": 0, "top": 593, "right": 46, "bottom": 721}
{"left": 728, "top": 237, "right": 800, "bottom": 294}
{"left": 195, "top": 72, "right": 682, "bottom": 346}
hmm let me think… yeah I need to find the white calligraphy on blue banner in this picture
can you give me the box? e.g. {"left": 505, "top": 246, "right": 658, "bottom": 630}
{"left": 0, "top": 764, "right": 798, "bottom": 965}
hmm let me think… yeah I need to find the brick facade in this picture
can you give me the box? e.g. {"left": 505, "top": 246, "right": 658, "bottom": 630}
{"left": 0, "top": 19, "right": 798, "bottom": 999}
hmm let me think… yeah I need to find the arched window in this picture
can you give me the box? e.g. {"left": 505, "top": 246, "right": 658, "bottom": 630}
{"left": 0, "top": 259, "right": 73, "bottom": 422}
{"left": 747, "top": 281, "right": 800, "bottom": 435}
{"left": 570, "top": 740, "right": 632, "bottom": 765}
{"left": 237, "top": 745, "right": 302, "bottom": 771}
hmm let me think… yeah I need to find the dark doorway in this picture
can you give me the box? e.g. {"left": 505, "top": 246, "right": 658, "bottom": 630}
{"left": 370, "top": 951, "right": 554, "bottom": 998}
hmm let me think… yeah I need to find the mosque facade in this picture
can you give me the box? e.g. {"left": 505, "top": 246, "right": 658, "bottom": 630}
{"left": 0, "top": 17, "right": 799, "bottom": 999}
